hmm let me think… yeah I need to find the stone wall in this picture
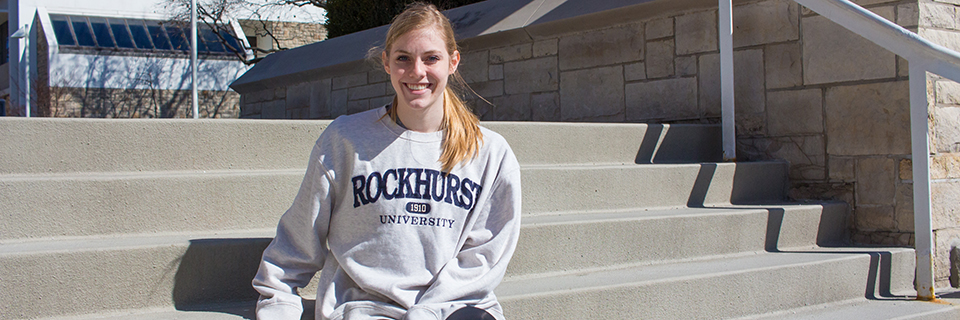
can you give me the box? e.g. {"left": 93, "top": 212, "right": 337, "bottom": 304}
{"left": 913, "top": 0, "right": 960, "bottom": 288}
{"left": 45, "top": 87, "right": 239, "bottom": 118}
{"left": 238, "top": 0, "right": 960, "bottom": 286}
{"left": 240, "top": 20, "right": 327, "bottom": 60}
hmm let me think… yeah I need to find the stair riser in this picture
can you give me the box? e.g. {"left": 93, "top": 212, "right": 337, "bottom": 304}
{"left": 0, "top": 172, "right": 302, "bottom": 240}
{"left": 0, "top": 239, "right": 269, "bottom": 320}
{"left": 0, "top": 118, "right": 326, "bottom": 175}
{"left": 485, "top": 123, "right": 721, "bottom": 165}
{"left": 500, "top": 251, "right": 915, "bottom": 320}
{"left": 1, "top": 120, "right": 720, "bottom": 176}
{"left": 508, "top": 204, "right": 846, "bottom": 276}
{"left": 3, "top": 162, "right": 787, "bottom": 240}
{"left": 523, "top": 162, "right": 787, "bottom": 214}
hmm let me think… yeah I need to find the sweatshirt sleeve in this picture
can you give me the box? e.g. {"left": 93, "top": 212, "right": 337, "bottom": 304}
{"left": 404, "top": 155, "right": 522, "bottom": 320}
{"left": 252, "top": 141, "right": 336, "bottom": 319}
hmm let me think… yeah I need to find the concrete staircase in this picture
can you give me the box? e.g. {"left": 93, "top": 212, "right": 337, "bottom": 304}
{"left": 0, "top": 118, "right": 955, "bottom": 319}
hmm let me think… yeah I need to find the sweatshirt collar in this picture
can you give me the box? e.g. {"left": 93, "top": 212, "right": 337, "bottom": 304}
{"left": 377, "top": 105, "right": 444, "bottom": 143}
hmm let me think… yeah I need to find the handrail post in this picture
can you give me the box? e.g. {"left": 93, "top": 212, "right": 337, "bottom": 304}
{"left": 719, "top": 0, "right": 736, "bottom": 161}
{"left": 910, "top": 64, "right": 935, "bottom": 301}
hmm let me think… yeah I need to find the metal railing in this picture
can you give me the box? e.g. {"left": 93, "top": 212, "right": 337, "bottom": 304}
{"left": 719, "top": 0, "right": 960, "bottom": 301}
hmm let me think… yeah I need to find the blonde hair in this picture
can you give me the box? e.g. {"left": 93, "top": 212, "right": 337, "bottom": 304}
{"left": 381, "top": 2, "right": 483, "bottom": 173}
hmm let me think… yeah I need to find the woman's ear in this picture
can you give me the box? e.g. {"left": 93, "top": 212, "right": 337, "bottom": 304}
{"left": 449, "top": 50, "right": 460, "bottom": 74}
{"left": 382, "top": 51, "right": 390, "bottom": 74}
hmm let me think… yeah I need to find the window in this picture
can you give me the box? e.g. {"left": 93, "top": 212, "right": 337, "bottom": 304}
{"left": 49, "top": 14, "right": 243, "bottom": 58}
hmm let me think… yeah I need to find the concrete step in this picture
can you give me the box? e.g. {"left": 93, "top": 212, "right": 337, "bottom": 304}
{"left": 508, "top": 203, "right": 847, "bottom": 276}
{"left": 485, "top": 122, "right": 721, "bottom": 165}
{"left": 0, "top": 118, "right": 327, "bottom": 175}
{"left": 498, "top": 247, "right": 916, "bottom": 320}
{"left": 42, "top": 247, "right": 914, "bottom": 320}
{"left": 0, "top": 201, "right": 842, "bottom": 319}
{"left": 0, "top": 119, "right": 718, "bottom": 176}
{"left": 733, "top": 294, "right": 960, "bottom": 320}
{"left": 0, "top": 170, "right": 303, "bottom": 240}
{"left": 1, "top": 161, "right": 786, "bottom": 240}
{"left": 0, "top": 230, "right": 272, "bottom": 320}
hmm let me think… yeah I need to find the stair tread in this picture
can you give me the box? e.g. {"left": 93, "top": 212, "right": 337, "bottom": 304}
{"left": 735, "top": 296, "right": 960, "bottom": 320}
{"left": 0, "top": 229, "right": 276, "bottom": 255}
{"left": 498, "top": 247, "right": 913, "bottom": 298}
{"left": 3, "top": 201, "right": 835, "bottom": 255}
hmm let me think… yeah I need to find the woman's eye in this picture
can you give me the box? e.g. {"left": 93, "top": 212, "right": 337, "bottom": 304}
{"left": 426, "top": 56, "right": 441, "bottom": 63}
{"left": 396, "top": 56, "right": 410, "bottom": 62}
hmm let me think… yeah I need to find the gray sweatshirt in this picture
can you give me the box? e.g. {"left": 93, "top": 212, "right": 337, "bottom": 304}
{"left": 253, "top": 106, "right": 522, "bottom": 320}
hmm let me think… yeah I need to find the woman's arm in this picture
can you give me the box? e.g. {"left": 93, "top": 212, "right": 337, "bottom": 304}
{"left": 253, "top": 141, "right": 336, "bottom": 319}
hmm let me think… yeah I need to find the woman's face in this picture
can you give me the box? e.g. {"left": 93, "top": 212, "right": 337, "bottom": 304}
{"left": 383, "top": 27, "right": 460, "bottom": 114}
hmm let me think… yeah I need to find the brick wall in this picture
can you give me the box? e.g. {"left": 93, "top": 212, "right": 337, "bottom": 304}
{"left": 239, "top": 0, "right": 960, "bottom": 286}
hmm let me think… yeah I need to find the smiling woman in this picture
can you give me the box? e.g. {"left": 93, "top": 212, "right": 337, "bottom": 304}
{"left": 252, "top": 3, "right": 521, "bottom": 320}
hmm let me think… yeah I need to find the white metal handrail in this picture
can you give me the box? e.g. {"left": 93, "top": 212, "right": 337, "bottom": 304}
{"left": 718, "top": 0, "right": 960, "bottom": 301}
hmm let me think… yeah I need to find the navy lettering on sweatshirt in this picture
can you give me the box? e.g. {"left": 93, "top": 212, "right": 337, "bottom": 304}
{"left": 352, "top": 168, "right": 482, "bottom": 211}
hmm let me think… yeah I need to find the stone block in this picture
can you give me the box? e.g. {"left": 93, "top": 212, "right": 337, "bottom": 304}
{"left": 829, "top": 156, "right": 857, "bottom": 181}
{"left": 309, "top": 78, "right": 332, "bottom": 119}
{"left": 857, "top": 157, "right": 897, "bottom": 206}
{"left": 767, "top": 89, "right": 824, "bottom": 135}
{"left": 459, "top": 50, "right": 489, "bottom": 84}
{"left": 933, "top": 180, "right": 960, "bottom": 229}
{"left": 900, "top": 159, "right": 913, "bottom": 181}
{"left": 775, "top": 135, "right": 826, "bottom": 181}
{"left": 676, "top": 10, "right": 718, "bottom": 55}
{"left": 332, "top": 73, "right": 367, "bottom": 90}
{"left": 558, "top": 23, "right": 644, "bottom": 70}
{"left": 286, "top": 82, "right": 311, "bottom": 110}
{"left": 531, "top": 92, "right": 560, "bottom": 121}
{"left": 471, "top": 80, "right": 504, "bottom": 99}
{"left": 933, "top": 154, "right": 960, "bottom": 179}
{"left": 897, "top": 56, "right": 909, "bottom": 78}
{"left": 698, "top": 50, "right": 765, "bottom": 120}
{"left": 825, "top": 81, "right": 910, "bottom": 155}
{"left": 676, "top": 56, "right": 697, "bottom": 77}
{"left": 937, "top": 80, "right": 960, "bottom": 105}
{"left": 261, "top": 99, "right": 286, "bottom": 119}
{"left": 369, "top": 96, "right": 393, "bottom": 110}
{"left": 624, "top": 62, "right": 646, "bottom": 82}
{"left": 485, "top": 94, "right": 531, "bottom": 121}
{"left": 625, "top": 77, "right": 697, "bottom": 121}
{"left": 490, "top": 44, "right": 532, "bottom": 64}
{"left": 920, "top": 2, "right": 957, "bottom": 29}
{"left": 503, "top": 57, "right": 558, "bottom": 95}
{"left": 897, "top": 3, "right": 919, "bottom": 27}
{"left": 934, "top": 228, "right": 960, "bottom": 285}
{"left": 855, "top": 205, "right": 896, "bottom": 232}
{"left": 921, "top": 29, "right": 960, "bottom": 52}
{"left": 934, "top": 0, "right": 960, "bottom": 5}
{"left": 368, "top": 70, "right": 388, "bottom": 84}
{"left": 346, "top": 99, "right": 370, "bottom": 115}
{"left": 764, "top": 42, "right": 803, "bottom": 89}
{"left": 348, "top": 83, "right": 386, "bottom": 100}
{"left": 896, "top": 182, "right": 914, "bottom": 232}
{"left": 645, "top": 39, "right": 675, "bottom": 79}
{"left": 646, "top": 17, "right": 674, "bottom": 39}
{"left": 533, "top": 39, "right": 558, "bottom": 57}
{"left": 933, "top": 106, "right": 960, "bottom": 153}
{"left": 489, "top": 64, "right": 504, "bottom": 81}
{"left": 330, "top": 89, "right": 348, "bottom": 117}
{"left": 560, "top": 66, "right": 625, "bottom": 121}
{"left": 802, "top": 12, "right": 897, "bottom": 85}
{"left": 732, "top": 0, "right": 800, "bottom": 48}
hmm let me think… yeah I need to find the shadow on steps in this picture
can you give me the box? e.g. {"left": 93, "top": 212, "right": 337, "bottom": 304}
{"left": 171, "top": 238, "right": 272, "bottom": 319}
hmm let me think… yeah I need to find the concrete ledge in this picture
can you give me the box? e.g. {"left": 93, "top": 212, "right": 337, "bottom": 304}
{"left": 0, "top": 118, "right": 328, "bottom": 175}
